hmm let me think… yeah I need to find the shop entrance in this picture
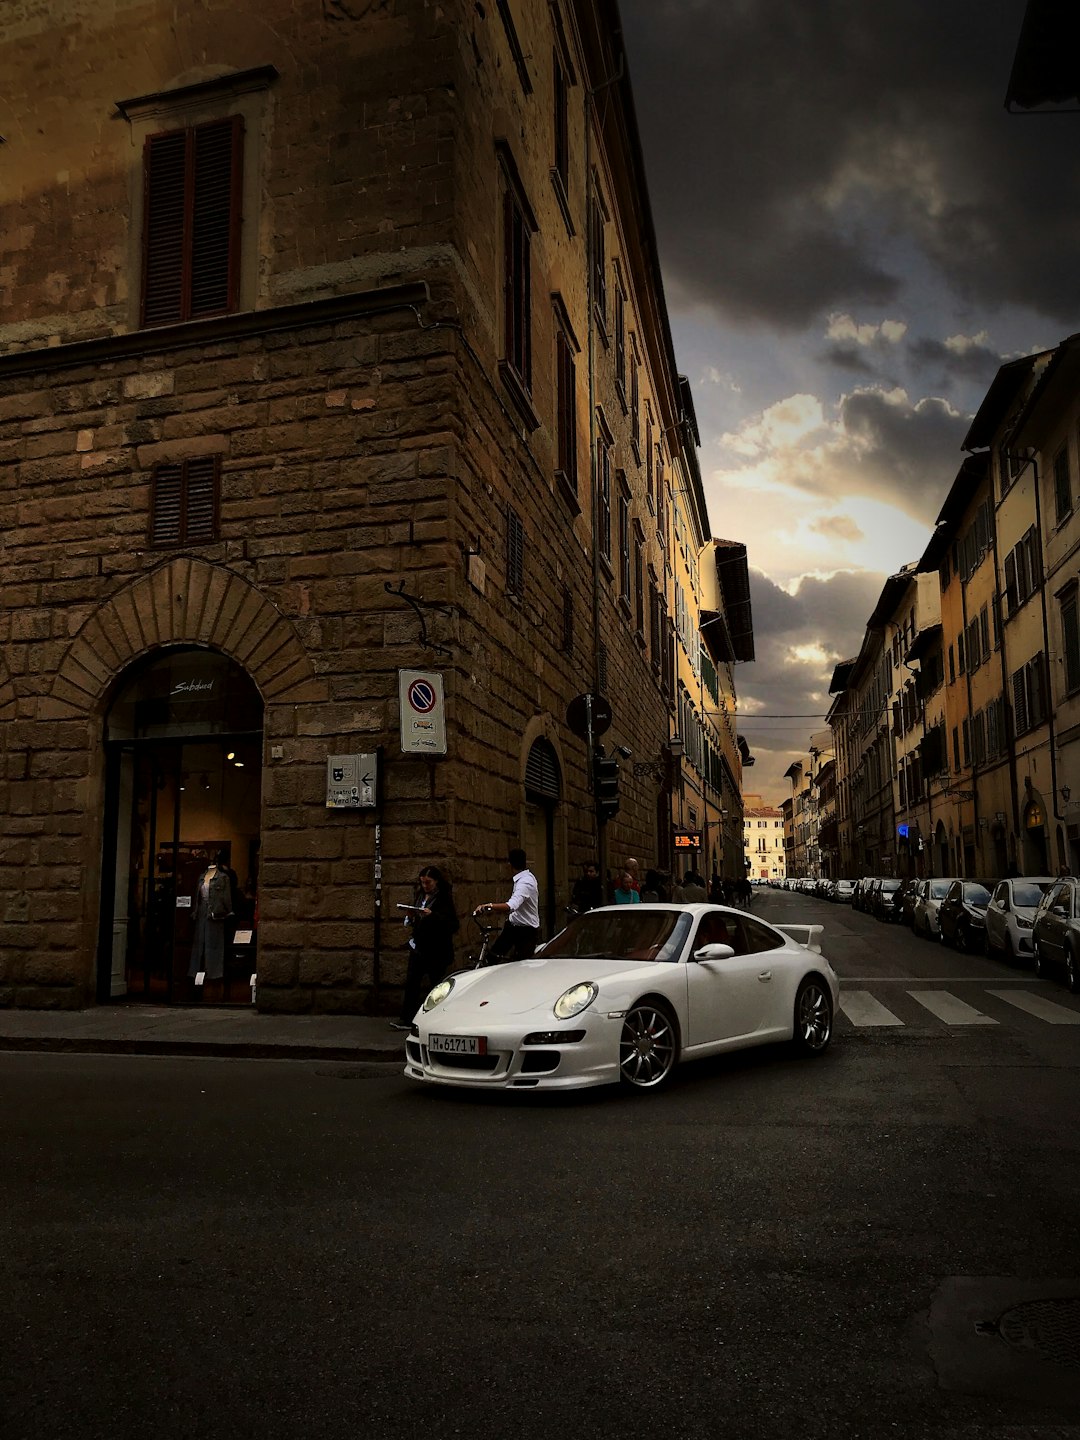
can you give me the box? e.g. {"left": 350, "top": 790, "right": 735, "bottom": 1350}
{"left": 98, "top": 648, "right": 263, "bottom": 1005}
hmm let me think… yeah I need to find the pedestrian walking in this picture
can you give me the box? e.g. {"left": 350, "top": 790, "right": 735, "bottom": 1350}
{"left": 570, "top": 860, "right": 604, "bottom": 914}
{"left": 478, "top": 848, "right": 541, "bottom": 960}
{"left": 641, "top": 868, "right": 664, "bottom": 902}
{"left": 677, "top": 869, "right": 707, "bottom": 902}
{"left": 393, "top": 864, "right": 459, "bottom": 1029}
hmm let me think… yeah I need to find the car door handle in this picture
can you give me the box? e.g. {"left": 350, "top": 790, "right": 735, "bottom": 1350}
{"left": 758, "top": 970, "right": 772, "bottom": 982}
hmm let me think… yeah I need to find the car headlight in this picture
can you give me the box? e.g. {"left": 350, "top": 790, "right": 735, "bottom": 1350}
{"left": 1016, "top": 916, "right": 1033, "bottom": 929}
{"left": 422, "top": 977, "right": 455, "bottom": 1012}
{"left": 553, "top": 981, "right": 598, "bottom": 1020}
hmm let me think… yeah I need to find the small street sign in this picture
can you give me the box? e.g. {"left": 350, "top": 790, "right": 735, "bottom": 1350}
{"left": 326, "top": 752, "right": 378, "bottom": 808}
{"left": 565, "top": 692, "right": 612, "bottom": 738}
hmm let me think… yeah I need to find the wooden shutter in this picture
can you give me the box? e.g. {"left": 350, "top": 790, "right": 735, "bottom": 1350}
{"left": 1005, "top": 549, "right": 1018, "bottom": 615}
{"left": 150, "top": 457, "right": 220, "bottom": 547}
{"left": 150, "top": 462, "right": 185, "bottom": 545}
{"left": 506, "top": 504, "right": 524, "bottom": 596}
{"left": 142, "top": 116, "right": 242, "bottom": 328}
{"left": 1012, "top": 666, "right": 1029, "bottom": 736}
{"left": 142, "top": 131, "right": 189, "bottom": 326}
{"left": 190, "top": 118, "right": 243, "bottom": 318}
{"left": 184, "top": 456, "right": 219, "bottom": 541}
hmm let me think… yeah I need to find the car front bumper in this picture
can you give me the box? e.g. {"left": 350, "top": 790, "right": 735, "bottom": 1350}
{"left": 405, "top": 1018, "right": 620, "bottom": 1090}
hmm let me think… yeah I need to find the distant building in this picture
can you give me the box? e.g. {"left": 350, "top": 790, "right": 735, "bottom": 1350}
{"left": 742, "top": 795, "right": 786, "bottom": 881}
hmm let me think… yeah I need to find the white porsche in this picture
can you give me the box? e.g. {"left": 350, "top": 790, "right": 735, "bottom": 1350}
{"left": 403, "top": 903, "right": 838, "bottom": 1093}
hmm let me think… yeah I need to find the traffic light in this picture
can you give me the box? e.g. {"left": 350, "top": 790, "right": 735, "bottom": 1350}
{"left": 593, "top": 747, "right": 620, "bottom": 821}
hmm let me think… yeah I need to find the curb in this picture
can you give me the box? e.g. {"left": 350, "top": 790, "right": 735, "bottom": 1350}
{"left": 0, "top": 1036, "right": 405, "bottom": 1063}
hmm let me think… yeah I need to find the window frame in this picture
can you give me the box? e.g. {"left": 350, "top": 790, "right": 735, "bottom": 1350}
{"left": 149, "top": 455, "right": 222, "bottom": 548}
{"left": 140, "top": 115, "right": 244, "bottom": 329}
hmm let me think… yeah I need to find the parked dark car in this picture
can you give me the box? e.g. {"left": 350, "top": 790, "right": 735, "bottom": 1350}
{"left": 897, "top": 877, "right": 920, "bottom": 927}
{"left": 872, "top": 877, "right": 904, "bottom": 922}
{"left": 938, "top": 880, "right": 994, "bottom": 952}
{"left": 854, "top": 877, "right": 878, "bottom": 914}
{"left": 1031, "top": 877, "right": 1080, "bottom": 991}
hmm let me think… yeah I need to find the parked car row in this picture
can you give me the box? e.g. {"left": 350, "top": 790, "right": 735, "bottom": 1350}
{"left": 844, "top": 871, "right": 1077, "bottom": 993}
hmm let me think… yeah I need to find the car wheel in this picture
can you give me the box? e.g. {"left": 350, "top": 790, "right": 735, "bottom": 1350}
{"left": 1066, "top": 947, "right": 1080, "bottom": 995}
{"left": 954, "top": 923, "right": 968, "bottom": 953}
{"left": 618, "top": 1003, "right": 677, "bottom": 1090}
{"left": 793, "top": 977, "right": 833, "bottom": 1055}
{"left": 1033, "top": 941, "right": 1046, "bottom": 979}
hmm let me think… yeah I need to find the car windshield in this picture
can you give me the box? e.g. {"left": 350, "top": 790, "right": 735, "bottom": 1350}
{"left": 929, "top": 881, "right": 952, "bottom": 899}
{"left": 540, "top": 908, "right": 693, "bottom": 963}
{"left": 880, "top": 880, "right": 900, "bottom": 892}
{"left": 1013, "top": 881, "right": 1053, "bottom": 907}
{"left": 963, "top": 884, "right": 992, "bottom": 904}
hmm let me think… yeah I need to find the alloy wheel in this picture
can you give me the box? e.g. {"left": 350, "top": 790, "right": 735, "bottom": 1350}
{"left": 618, "top": 1005, "right": 677, "bottom": 1089}
{"left": 1033, "top": 943, "right": 1045, "bottom": 979}
{"left": 1067, "top": 949, "right": 1080, "bottom": 995}
{"left": 794, "top": 978, "right": 833, "bottom": 1055}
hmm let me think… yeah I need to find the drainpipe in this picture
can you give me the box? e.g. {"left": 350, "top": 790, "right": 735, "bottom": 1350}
{"left": 584, "top": 50, "right": 626, "bottom": 889}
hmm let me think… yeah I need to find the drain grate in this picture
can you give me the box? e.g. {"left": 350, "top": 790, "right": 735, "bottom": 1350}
{"left": 990, "top": 1298, "right": 1080, "bottom": 1369}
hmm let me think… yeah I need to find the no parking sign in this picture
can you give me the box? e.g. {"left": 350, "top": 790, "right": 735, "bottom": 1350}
{"left": 398, "top": 669, "right": 447, "bottom": 755}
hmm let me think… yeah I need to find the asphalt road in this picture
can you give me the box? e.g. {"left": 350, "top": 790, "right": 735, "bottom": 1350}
{"left": 3, "top": 893, "right": 1079, "bottom": 1440}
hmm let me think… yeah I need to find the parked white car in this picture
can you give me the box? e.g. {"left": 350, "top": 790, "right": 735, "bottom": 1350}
{"left": 985, "top": 877, "right": 1056, "bottom": 965}
{"left": 405, "top": 904, "right": 838, "bottom": 1093}
{"left": 912, "top": 878, "right": 959, "bottom": 939}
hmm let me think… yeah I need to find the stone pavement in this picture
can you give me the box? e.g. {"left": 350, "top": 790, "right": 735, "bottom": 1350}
{"left": 0, "top": 1004, "right": 406, "bottom": 1063}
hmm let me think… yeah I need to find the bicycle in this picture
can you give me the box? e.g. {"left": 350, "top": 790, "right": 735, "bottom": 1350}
{"left": 464, "top": 908, "right": 504, "bottom": 968}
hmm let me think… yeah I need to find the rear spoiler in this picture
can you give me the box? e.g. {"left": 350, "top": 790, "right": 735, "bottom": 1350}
{"left": 775, "top": 924, "right": 824, "bottom": 954}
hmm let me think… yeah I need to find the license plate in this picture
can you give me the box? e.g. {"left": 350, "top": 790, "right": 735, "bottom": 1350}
{"left": 429, "top": 1033, "right": 487, "bottom": 1055}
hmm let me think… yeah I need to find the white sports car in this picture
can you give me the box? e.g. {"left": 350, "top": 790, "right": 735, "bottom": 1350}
{"left": 404, "top": 903, "right": 838, "bottom": 1093}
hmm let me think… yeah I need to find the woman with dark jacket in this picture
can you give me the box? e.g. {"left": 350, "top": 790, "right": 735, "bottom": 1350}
{"left": 394, "top": 865, "right": 459, "bottom": 1029}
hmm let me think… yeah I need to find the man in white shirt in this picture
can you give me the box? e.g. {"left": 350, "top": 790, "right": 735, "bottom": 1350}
{"left": 478, "top": 848, "right": 541, "bottom": 960}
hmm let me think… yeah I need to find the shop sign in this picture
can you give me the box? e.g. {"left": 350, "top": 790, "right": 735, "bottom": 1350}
{"left": 326, "top": 752, "right": 378, "bottom": 809}
{"left": 398, "top": 669, "right": 447, "bottom": 755}
{"left": 674, "top": 830, "right": 702, "bottom": 851}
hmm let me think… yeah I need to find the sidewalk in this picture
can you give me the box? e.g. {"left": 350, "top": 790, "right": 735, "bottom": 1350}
{"left": 0, "top": 1004, "right": 407, "bottom": 1063}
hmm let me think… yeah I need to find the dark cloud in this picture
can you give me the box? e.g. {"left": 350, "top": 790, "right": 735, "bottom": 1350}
{"left": 819, "top": 344, "right": 881, "bottom": 377}
{"left": 906, "top": 335, "right": 1005, "bottom": 390}
{"left": 836, "top": 388, "right": 969, "bottom": 519}
{"left": 618, "top": 0, "right": 1080, "bottom": 332}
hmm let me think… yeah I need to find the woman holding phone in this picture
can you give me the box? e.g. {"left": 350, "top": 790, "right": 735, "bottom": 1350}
{"left": 393, "top": 865, "right": 459, "bottom": 1030}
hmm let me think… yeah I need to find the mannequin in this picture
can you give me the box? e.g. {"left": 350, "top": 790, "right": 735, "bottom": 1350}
{"left": 188, "top": 852, "right": 235, "bottom": 982}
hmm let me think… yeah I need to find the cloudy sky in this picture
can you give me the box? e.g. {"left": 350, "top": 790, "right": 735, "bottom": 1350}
{"left": 618, "top": 0, "right": 1080, "bottom": 803}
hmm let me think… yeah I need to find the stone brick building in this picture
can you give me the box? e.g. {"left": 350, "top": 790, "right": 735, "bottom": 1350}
{"left": 0, "top": 0, "right": 751, "bottom": 1011}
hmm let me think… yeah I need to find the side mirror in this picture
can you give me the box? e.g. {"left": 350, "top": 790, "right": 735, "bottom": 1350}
{"left": 693, "top": 943, "right": 735, "bottom": 962}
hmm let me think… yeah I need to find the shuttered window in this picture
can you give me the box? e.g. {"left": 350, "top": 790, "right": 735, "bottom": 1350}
{"left": 506, "top": 504, "right": 524, "bottom": 598}
{"left": 150, "top": 457, "right": 221, "bottom": 546}
{"left": 142, "top": 116, "right": 243, "bottom": 327}
{"left": 502, "top": 187, "right": 532, "bottom": 391}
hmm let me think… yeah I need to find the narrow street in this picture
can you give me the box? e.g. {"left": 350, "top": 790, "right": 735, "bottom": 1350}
{"left": 4, "top": 894, "right": 1079, "bottom": 1440}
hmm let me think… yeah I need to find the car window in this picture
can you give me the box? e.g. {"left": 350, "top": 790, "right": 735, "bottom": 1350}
{"left": 1012, "top": 881, "right": 1052, "bottom": 908}
{"left": 963, "top": 884, "right": 991, "bottom": 905}
{"left": 946, "top": 882, "right": 962, "bottom": 900}
{"left": 992, "top": 884, "right": 1007, "bottom": 906}
{"left": 739, "top": 916, "right": 786, "bottom": 955}
{"left": 1047, "top": 882, "right": 1071, "bottom": 915}
{"left": 930, "top": 881, "right": 952, "bottom": 899}
{"left": 541, "top": 908, "right": 692, "bottom": 962}
{"left": 694, "top": 914, "right": 734, "bottom": 950}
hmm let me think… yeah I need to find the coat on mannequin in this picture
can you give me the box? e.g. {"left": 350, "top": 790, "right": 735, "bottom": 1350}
{"left": 187, "top": 857, "right": 235, "bottom": 980}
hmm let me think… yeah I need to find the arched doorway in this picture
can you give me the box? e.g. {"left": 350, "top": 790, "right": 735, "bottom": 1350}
{"left": 98, "top": 647, "right": 264, "bottom": 1005}
{"left": 1023, "top": 798, "right": 1049, "bottom": 874}
{"left": 523, "top": 737, "right": 562, "bottom": 938}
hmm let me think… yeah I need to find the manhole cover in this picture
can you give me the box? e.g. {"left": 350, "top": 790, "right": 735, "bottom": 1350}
{"left": 992, "top": 1298, "right": 1080, "bottom": 1368}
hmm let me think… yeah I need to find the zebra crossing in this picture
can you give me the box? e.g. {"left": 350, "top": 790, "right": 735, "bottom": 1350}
{"left": 837, "top": 982, "right": 1080, "bottom": 1030}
